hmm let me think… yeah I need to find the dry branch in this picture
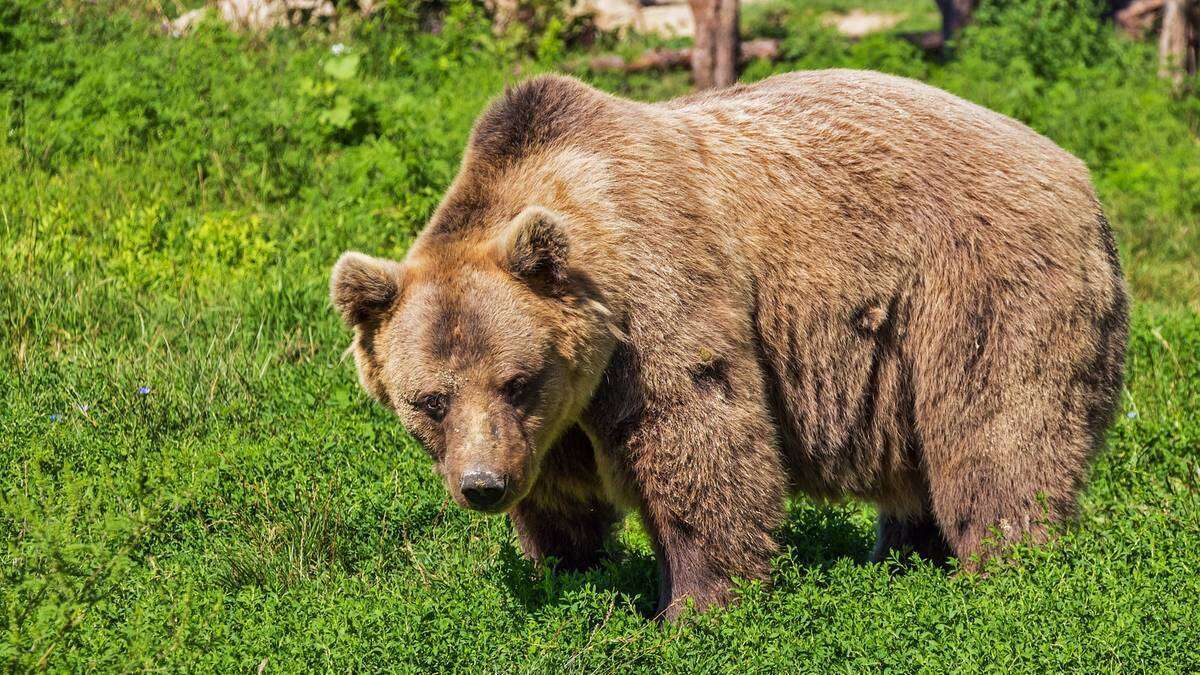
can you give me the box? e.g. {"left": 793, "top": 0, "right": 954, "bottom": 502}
{"left": 1115, "top": 0, "right": 1165, "bottom": 36}
{"left": 582, "top": 38, "right": 779, "bottom": 74}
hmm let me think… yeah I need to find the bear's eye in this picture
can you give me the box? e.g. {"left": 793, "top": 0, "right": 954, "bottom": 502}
{"left": 413, "top": 393, "right": 448, "bottom": 421}
{"left": 501, "top": 374, "right": 531, "bottom": 405}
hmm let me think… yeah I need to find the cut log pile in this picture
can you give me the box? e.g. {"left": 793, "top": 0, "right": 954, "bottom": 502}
{"left": 163, "top": 0, "right": 376, "bottom": 35}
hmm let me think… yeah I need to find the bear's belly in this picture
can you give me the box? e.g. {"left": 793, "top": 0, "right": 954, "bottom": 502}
{"left": 755, "top": 291, "right": 921, "bottom": 506}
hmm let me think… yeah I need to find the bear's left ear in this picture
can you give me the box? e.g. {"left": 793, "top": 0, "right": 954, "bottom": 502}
{"left": 493, "top": 206, "right": 571, "bottom": 296}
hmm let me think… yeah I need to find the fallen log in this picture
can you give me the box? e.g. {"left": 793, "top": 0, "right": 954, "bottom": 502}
{"left": 900, "top": 30, "right": 946, "bottom": 51}
{"left": 581, "top": 38, "right": 779, "bottom": 73}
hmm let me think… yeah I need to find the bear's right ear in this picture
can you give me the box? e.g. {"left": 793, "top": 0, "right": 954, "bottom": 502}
{"left": 330, "top": 251, "right": 403, "bottom": 327}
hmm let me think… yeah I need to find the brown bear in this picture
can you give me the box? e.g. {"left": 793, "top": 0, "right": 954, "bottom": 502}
{"left": 330, "top": 70, "right": 1128, "bottom": 619}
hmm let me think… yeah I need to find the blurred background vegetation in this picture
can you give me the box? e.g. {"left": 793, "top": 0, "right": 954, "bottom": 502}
{"left": 2, "top": 0, "right": 1197, "bottom": 308}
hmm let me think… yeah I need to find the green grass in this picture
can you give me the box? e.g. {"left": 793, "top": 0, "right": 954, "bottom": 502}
{"left": 2, "top": 0, "right": 1199, "bottom": 670}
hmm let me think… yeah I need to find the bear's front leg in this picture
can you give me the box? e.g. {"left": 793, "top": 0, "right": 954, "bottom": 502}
{"left": 508, "top": 425, "right": 620, "bottom": 572}
{"left": 620, "top": 380, "right": 788, "bottom": 619}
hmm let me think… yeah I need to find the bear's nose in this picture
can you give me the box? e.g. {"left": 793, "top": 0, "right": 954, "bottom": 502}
{"left": 460, "top": 470, "right": 507, "bottom": 509}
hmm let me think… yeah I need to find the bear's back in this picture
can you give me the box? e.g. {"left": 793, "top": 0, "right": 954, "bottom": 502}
{"left": 631, "top": 70, "right": 1105, "bottom": 292}
{"left": 660, "top": 69, "right": 1084, "bottom": 179}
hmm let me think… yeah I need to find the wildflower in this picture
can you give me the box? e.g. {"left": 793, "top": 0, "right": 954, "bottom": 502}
{"left": 138, "top": 386, "right": 151, "bottom": 395}
{"left": 77, "top": 404, "right": 89, "bottom": 413}
{"left": 49, "top": 413, "right": 63, "bottom": 422}
{"left": 331, "top": 43, "right": 346, "bottom": 55}
{"left": 1126, "top": 411, "right": 1138, "bottom": 419}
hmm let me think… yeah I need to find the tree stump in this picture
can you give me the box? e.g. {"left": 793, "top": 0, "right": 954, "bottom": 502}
{"left": 688, "top": 0, "right": 739, "bottom": 89}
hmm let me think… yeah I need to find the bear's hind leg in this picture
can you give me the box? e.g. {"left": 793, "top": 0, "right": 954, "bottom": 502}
{"left": 921, "top": 398, "right": 1090, "bottom": 571}
{"left": 926, "top": 456, "right": 1058, "bottom": 571}
{"left": 911, "top": 278, "right": 1116, "bottom": 571}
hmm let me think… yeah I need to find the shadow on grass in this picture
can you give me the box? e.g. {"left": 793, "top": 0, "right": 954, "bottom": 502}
{"left": 496, "top": 538, "right": 661, "bottom": 617}
{"left": 495, "top": 502, "right": 879, "bottom": 617}
{"left": 776, "top": 502, "right": 877, "bottom": 568}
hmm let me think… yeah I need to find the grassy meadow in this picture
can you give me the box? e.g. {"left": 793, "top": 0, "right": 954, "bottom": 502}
{"left": 2, "top": 0, "right": 1199, "bottom": 670}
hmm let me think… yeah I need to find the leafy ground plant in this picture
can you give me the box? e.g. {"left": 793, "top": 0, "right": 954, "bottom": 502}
{"left": 2, "top": 0, "right": 1198, "bottom": 670}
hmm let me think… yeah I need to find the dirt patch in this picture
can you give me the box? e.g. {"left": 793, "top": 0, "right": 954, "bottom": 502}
{"left": 821, "top": 9, "right": 906, "bottom": 38}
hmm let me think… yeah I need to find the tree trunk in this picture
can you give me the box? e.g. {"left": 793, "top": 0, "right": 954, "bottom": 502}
{"left": 1159, "top": 0, "right": 1194, "bottom": 84}
{"left": 688, "top": 0, "right": 740, "bottom": 89}
{"left": 713, "top": 0, "right": 740, "bottom": 88}
{"left": 1194, "top": 3, "right": 1200, "bottom": 74}
{"left": 688, "top": 0, "right": 717, "bottom": 89}
{"left": 935, "top": 0, "right": 977, "bottom": 42}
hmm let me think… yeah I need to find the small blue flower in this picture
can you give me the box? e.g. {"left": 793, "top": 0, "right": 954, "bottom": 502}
{"left": 49, "top": 413, "right": 63, "bottom": 422}
{"left": 1126, "top": 411, "right": 1138, "bottom": 419}
{"left": 331, "top": 43, "right": 347, "bottom": 55}
{"left": 137, "top": 386, "right": 151, "bottom": 396}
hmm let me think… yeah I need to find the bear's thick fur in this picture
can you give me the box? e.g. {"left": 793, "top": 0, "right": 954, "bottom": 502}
{"left": 331, "top": 70, "right": 1128, "bottom": 618}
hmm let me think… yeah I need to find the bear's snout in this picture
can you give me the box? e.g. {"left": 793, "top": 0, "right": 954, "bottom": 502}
{"left": 459, "top": 469, "right": 508, "bottom": 510}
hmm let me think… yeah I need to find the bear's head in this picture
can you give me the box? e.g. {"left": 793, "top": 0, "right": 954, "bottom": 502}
{"left": 331, "top": 206, "right": 619, "bottom": 513}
